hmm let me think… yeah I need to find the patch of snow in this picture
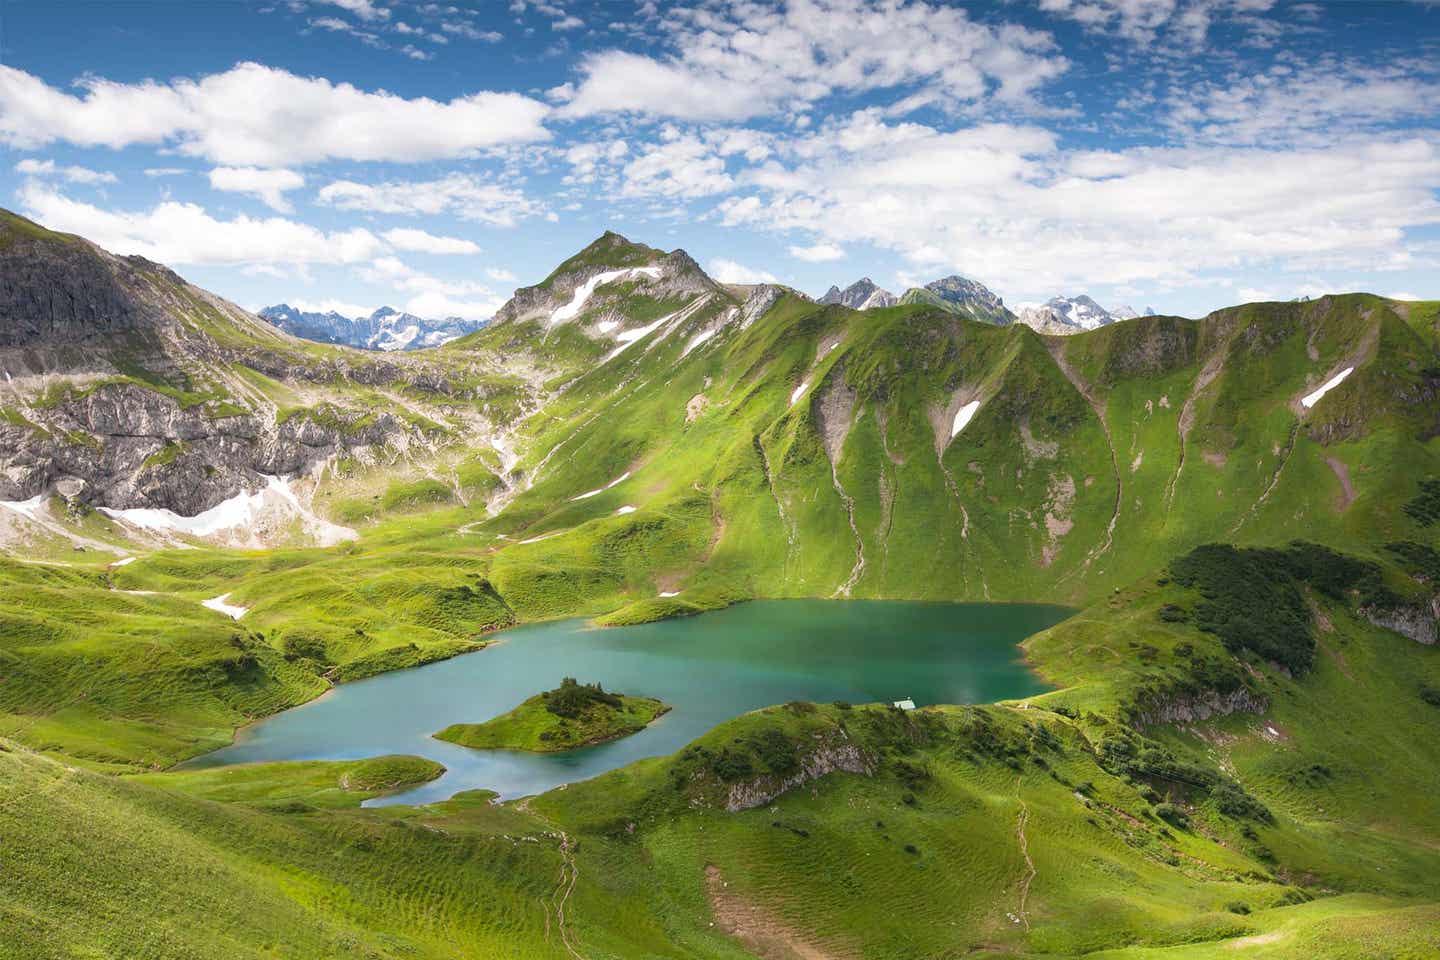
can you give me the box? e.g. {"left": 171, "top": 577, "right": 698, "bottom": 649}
{"left": 790, "top": 380, "right": 810, "bottom": 405}
{"left": 0, "top": 494, "right": 47, "bottom": 521}
{"left": 595, "top": 320, "right": 619, "bottom": 334}
{"left": 518, "top": 530, "right": 563, "bottom": 545}
{"left": 111, "top": 556, "right": 137, "bottom": 567}
{"left": 603, "top": 294, "right": 712, "bottom": 362}
{"left": 658, "top": 590, "right": 680, "bottom": 598}
{"left": 569, "top": 471, "right": 631, "bottom": 502}
{"left": 951, "top": 400, "right": 981, "bottom": 438}
{"left": 616, "top": 505, "right": 637, "bottom": 515}
{"left": 202, "top": 593, "right": 247, "bottom": 619}
{"left": 681, "top": 326, "right": 719, "bottom": 358}
{"left": 1301, "top": 366, "right": 1353, "bottom": 408}
{"left": 100, "top": 475, "right": 357, "bottom": 547}
{"left": 548, "top": 267, "right": 662, "bottom": 327}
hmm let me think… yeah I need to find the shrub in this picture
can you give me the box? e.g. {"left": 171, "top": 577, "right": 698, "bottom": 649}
{"left": 542, "top": 678, "right": 623, "bottom": 718}
{"left": 1402, "top": 478, "right": 1440, "bottom": 527}
{"left": 1224, "top": 901, "right": 1251, "bottom": 915}
{"left": 749, "top": 729, "right": 799, "bottom": 775}
{"left": 711, "top": 748, "right": 753, "bottom": 782}
{"left": 1155, "top": 803, "right": 1189, "bottom": 827}
{"left": 281, "top": 631, "right": 328, "bottom": 663}
{"left": 1421, "top": 685, "right": 1440, "bottom": 707}
{"left": 1212, "top": 781, "right": 1273, "bottom": 822}
{"left": 1158, "top": 603, "right": 1189, "bottom": 623}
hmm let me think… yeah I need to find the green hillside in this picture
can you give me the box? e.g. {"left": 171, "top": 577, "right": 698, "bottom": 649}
{"left": 1, "top": 213, "right": 1437, "bottom": 958}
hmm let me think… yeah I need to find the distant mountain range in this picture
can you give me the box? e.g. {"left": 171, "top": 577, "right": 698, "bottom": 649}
{"left": 1015, "top": 295, "right": 1156, "bottom": 334}
{"left": 820, "top": 275, "right": 1015, "bottom": 325}
{"left": 819, "top": 277, "right": 1156, "bottom": 335}
{"left": 258, "top": 304, "right": 485, "bottom": 351}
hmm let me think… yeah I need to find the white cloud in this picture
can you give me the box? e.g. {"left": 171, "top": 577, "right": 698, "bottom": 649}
{"left": 143, "top": 167, "right": 187, "bottom": 177}
{"left": 19, "top": 183, "right": 384, "bottom": 267}
{"left": 560, "top": 0, "right": 1066, "bottom": 121}
{"left": 356, "top": 256, "right": 503, "bottom": 321}
{"left": 441, "top": 21, "right": 503, "bottom": 41}
{"left": 285, "top": 298, "right": 376, "bottom": 319}
{"left": 789, "top": 241, "right": 846, "bottom": 262}
{"left": 381, "top": 227, "right": 481, "bottom": 254}
{"left": 207, "top": 166, "right": 305, "bottom": 212}
{"left": 564, "top": 139, "right": 628, "bottom": 182}
{"left": 14, "top": 158, "right": 117, "bottom": 184}
{"left": 1036, "top": 0, "right": 1276, "bottom": 47}
{"left": 0, "top": 62, "right": 550, "bottom": 166}
{"left": 712, "top": 110, "right": 1440, "bottom": 297}
{"left": 1163, "top": 60, "right": 1440, "bottom": 146}
{"left": 320, "top": 0, "right": 390, "bottom": 22}
{"left": 622, "top": 133, "right": 734, "bottom": 198}
{"left": 552, "top": 14, "right": 584, "bottom": 30}
{"left": 486, "top": 267, "right": 518, "bottom": 282}
{"left": 317, "top": 173, "right": 542, "bottom": 226}
{"left": 708, "top": 258, "right": 778, "bottom": 284}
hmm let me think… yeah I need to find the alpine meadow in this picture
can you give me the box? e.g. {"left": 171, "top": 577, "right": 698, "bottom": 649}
{"left": 1, "top": 1, "right": 1439, "bottom": 958}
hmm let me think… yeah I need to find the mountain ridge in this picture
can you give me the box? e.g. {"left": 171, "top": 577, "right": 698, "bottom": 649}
{"left": 258, "top": 302, "right": 486, "bottom": 351}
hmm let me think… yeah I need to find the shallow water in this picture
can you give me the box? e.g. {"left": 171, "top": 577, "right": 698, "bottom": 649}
{"left": 186, "top": 600, "right": 1070, "bottom": 804}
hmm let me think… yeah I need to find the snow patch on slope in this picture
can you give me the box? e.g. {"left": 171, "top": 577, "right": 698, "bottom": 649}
{"left": 100, "top": 476, "right": 357, "bottom": 547}
{"left": 569, "top": 471, "right": 632, "bottom": 501}
{"left": 549, "top": 267, "right": 663, "bottom": 327}
{"left": 951, "top": 400, "right": 981, "bottom": 437}
{"left": 790, "top": 381, "right": 810, "bottom": 405}
{"left": 1301, "top": 367, "right": 1353, "bottom": 408}
{"left": 202, "top": 593, "right": 247, "bottom": 619}
{"left": 0, "top": 494, "right": 47, "bottom": 521}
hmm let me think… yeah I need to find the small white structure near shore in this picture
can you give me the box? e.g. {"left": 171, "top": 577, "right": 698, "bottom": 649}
{"left": 893, "top": 698, "right": 916, "bottom": 711}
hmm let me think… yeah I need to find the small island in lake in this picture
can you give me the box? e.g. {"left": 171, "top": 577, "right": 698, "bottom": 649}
{"left": 434, "top": 678, "right": 671, "bottom": 753}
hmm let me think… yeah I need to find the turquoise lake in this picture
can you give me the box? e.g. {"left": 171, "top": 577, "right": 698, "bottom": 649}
{"left": 187, "top": 600, "right": 1071, "bottom": 804}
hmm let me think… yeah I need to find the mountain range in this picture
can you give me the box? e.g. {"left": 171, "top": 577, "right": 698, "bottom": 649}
{"left": 1, "top": 207, "right": 1439, "bottom": 959}
{"left": 258, "top": 302, "right": 485, "bottom": 351}
{"left": 820, "top": 276, "right": 1157, "bottom": 336}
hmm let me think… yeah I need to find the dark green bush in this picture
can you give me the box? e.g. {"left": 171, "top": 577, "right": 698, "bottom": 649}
{"left": 542, "top": 677, "right": 623, "bottom": 718}
{"left": 1402, "top": 478, "right": 1440, "bottom": 526}
{"left": 1155, "top": 803, "right": 1189, "bottom": 827}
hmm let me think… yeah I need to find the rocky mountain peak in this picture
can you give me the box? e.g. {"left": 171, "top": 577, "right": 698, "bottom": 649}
{"left": 896, "top": 274, "right": 1015, "bottom": 325}
{"left": 818, "top": 277, "right": 897, "bottom": 311}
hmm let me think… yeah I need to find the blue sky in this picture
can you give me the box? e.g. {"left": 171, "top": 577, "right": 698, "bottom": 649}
{"left": 1, "top": 0, "right": 1437, "bottom": 320}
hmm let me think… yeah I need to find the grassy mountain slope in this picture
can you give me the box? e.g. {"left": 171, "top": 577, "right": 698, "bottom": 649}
{"left": 2, "top": 213, "right": 1439, "bottom": 958}
{"left": 4, "top": 212, "right": 1438, "bottom": 768}
{"left": 2, "top": 541, "right": 1436, "bottom": 958}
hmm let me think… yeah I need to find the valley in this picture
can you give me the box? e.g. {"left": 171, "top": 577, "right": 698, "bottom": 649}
{"left": 1, "top": 208, "right": 1438, "bottom": 959}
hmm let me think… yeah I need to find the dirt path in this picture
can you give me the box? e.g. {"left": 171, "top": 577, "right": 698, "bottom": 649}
{"left": 1014, "top": 777, "right": 1036, "bottom": 932}
{"left": 705, "top": 865, "right": 841, "bottom": 960}
{"left": 1325, "top": 456, "right": 1356, "bottom": 511}
{"left": 550, "top": 831, "right": 586, "bottom": 960}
